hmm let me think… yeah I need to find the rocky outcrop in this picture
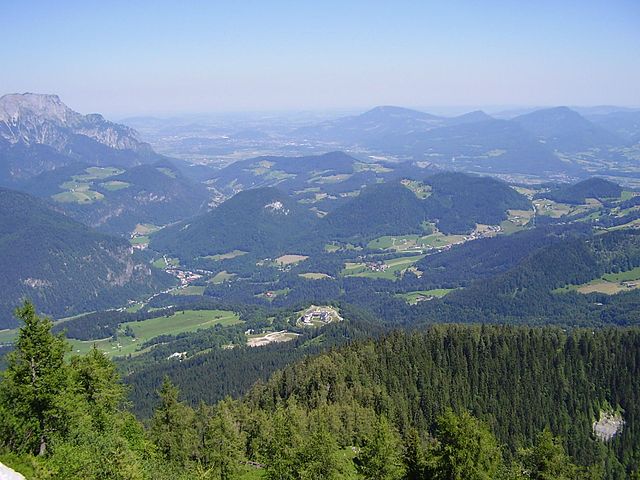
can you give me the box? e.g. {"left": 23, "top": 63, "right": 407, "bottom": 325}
{"left": 0, "top": 93, "right": 147, "bottom": 151}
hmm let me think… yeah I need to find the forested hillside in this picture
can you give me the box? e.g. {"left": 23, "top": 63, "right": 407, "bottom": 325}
{"left": 1, "top": 304, "right": 638, "bottom": 479}
{"left": 151, "top": 187, "right": 317, "bottom": 259}
{"left": 0, "top": 189, "right": 170, "bottom": 327}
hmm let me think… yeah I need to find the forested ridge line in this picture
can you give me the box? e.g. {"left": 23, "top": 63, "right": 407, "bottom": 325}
{"left": 1, "top": 302, "right": 639, "bottom": 479}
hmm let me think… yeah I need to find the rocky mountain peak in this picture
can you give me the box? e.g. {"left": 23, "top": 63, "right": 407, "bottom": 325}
{"left": 0, "top": 92, "right": 146, "bottom": 151}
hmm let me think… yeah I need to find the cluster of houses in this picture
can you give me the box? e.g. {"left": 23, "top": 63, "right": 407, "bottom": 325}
{"left": 365, "top": 261, "right": 389, "bottom": 272}
{"left": 167, "top": 268, "right": 201, "bottom": 286}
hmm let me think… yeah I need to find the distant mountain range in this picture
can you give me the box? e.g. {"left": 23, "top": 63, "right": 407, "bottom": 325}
{"left": 0, "top": 93, "right": 211, "bottom": 235}
{"left": 0, "top": 93, "right": 162, "bottom": 182}
{"left": 291, "top": 105, "right": 639, "bottom": 176}
{"left": 0, "top": 188, "right": 170, "bottom": 327}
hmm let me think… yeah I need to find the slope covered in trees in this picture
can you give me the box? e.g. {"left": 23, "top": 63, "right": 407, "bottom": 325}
{"left": 1, "top": 304, "right": 638, "bottom": 479}
{"left": 151, "top": 187, "right": 318, "bottom": 259}
{"left": 0, "top": 189, "right": 169, "bottom": 327}
{"left": 539, "top": 178, "right": 623, "bottom": 204}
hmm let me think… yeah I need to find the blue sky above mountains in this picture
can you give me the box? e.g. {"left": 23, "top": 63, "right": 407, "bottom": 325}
{"left": 2, "top": 0, "right": 639, "bottom": 116}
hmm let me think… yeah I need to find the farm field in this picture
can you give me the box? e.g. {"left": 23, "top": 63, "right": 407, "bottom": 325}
{"left": 204, "top": 250, "right": 248, "bottom": 261}
{"left": 209, "top": 271, "right": 236, "bottom": 283}
{"left": 51, "top": 166, "right": 124, "bottom": 204}
{"left": 299, "top": 272, "right": 332, "bottom": 280}
{"left": 275, "top": 254, "right": 308, "bottom": 265}
{"left": 401, "top": 179, "right": 432, "bottom": 199}
{"left": 52, "top": 186, "right": 104, "bottom": 204}
{"left": 555, "top": 266, "right": 640, "bottom": 295}
{"left": 500, "top": 209, "right": 535, "bottom": 234}
{"left": 134, "top": 223, "right": 161, "bottom": 235}
{"left": 69, "top": 309, "right": 240, "bottom": 357}
{"left": 368, "top": 232, "right": 466, "bottom": 252}
{"left": 342, "top": 254, "right": 425, "bottom": 280}
{"left": 101, "top": 180, "right": 130, "bottom": 191}
{"left": 533, "top": 198, "right": 596, "bottom": 218}
{"left": 169, "top": 285, "right": 206, "bottom": 296}
{"left": 152, "top": 256, "right": 180, "bottom": 269}
{"left": 397, "top": 289, "right": 457, "bottom": 305}
{"left": 256, "top": 288, "right": 290, "bottom": 301}
{"left": 130, "top": 235, "right": 149, "bottom": 246}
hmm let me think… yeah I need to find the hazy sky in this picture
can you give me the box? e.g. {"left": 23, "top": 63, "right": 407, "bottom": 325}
{"left": 1, "top": 0, "right": 639, "bottom": 116}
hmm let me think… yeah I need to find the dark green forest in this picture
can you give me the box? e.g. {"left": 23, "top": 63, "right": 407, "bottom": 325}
{"left": 1, "top": 302, "right": 638, "bottom": 479}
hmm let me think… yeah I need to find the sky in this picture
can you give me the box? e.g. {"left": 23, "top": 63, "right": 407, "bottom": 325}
{"left": 1, "top": 0, "right": 639, "bottom": 117}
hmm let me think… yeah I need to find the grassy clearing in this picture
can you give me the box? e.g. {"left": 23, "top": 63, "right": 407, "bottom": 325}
{"left": 620, "top": 190, "right": 637, "bottom": 201}
{"left": 401, "top": 179, "right": 432, "bottom": 199}
{"left": 52, "top": 166, "right": 123, "bottom": 203}
{"left": 398, "top": 289, "right": 456, "bottom": 305}
{"left": 204, "top": 250, "right": 248, "bottom": 261}
{"left": 555, "top": 266, "right": 640, "bottom": 296}
{"left": 152, "top": 256, "right": 180, "bottom": 269}
{"left": 256, "top": 288, "right": 290, "bottom": 301}
{"left": 533, "top": 199, "right": 573, "bottom": 218}
{"left": 607, "top": 218, "right": 640, "bottom": 231}
{"left": 52, "top": 188, "right": 104, "bottom": 204}
{"left": 130, "top": 310, "right": 240, "bottom": 338}
{"left": 134, "top": 223, "right": 161, "bottom": 235}
{"left": 299, "top": 272, "right": 332, "bottom": 280}
{"left": 125, "top": 302, "right": 144, "bottom": 313}
{"left": 512, "top": 186, "right": 538, "bottom": 198}
{"left": 602, "top": 266, "right": 640, "bottom": 282}
{"left": 368, "top": 233, "right": 466, "bottom": 252}
{"left": 156, "top": 167, "right": 177, "bottom": 178}
{"left": 343, "top": 254, "right": 426, "bottom": 280}
{"left": 275, "top": 254, "right": 308, "bottom": 265}
{"left": 69, "top": 309, "right": 240, "bottom": 357}
{"left": 80, "top": 166, "right": 123, "bottom": 179}
{"left": 169, "top": 285, "right": 206, "bottom": 296}
{"left": 101, "top": 180, "right": 130, "bottom": 191}
{"left": 354, "top": 162, "right": 393, "bottom": 173}
{"left": 209, "top": 271, "right": 236, "bottom": 283}
{"left": 309, "top": 173, "right": 352, "bottom": 184}
{"left": 130, "top": 235, "right": 149, "bottom": 246}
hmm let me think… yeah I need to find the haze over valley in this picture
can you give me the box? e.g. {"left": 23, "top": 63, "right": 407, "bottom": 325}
{"left": 0, "top": 1, "right": 639, "bottom": 479}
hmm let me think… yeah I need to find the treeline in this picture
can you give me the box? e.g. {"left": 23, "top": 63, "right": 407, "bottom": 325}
{"left": 2, "top": 303, "right": 639, "bottom": 479}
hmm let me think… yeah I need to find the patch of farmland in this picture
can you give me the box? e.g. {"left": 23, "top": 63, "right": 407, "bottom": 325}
{"left": 69, "top": 309, "right": 240, "bottom": 357}
{"left": 275, "top": 254, "right": 309, "bottom": 266}
{"left": 397, "top": 289, "right": 456, "bottom": 305}
{"left": 209, "top": 271, "right": 237, "bottom": 284}
{"left": 555, "top": 266, "right": 640, "bottom": 295}
{"left": 342, "top": 254, "right": 426, "bottom": 280}
{"left": 299, "top": 272, "right": 332, "bottom": 280}
{"left": 101, "top": 180, "right": 130, "bottom": 191}
{"left": 204, "top": 250, "right": 248, "bottom": 261}
{"left": 169, "top": 285, "right": 206, "bottom": 296}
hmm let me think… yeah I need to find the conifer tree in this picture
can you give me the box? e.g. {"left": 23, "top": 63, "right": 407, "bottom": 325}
{"left": 426, "top": 409, "right": 503, "bottom": 480}
{"left": 0, "top": 301, "right": 70, "bottom": 456}
{"left": 355, "top": 416, "right": 405, "bottom": 480}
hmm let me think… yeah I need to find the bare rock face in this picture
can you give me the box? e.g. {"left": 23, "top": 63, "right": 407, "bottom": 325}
{"left": 0, "top": 93, "right": 147, "bottom": 151}
{"left": 593, "top": 411, "right": 625, "bottom": 441}
{"left": 0, "top": 93, "right": 160, "bottom": 181}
